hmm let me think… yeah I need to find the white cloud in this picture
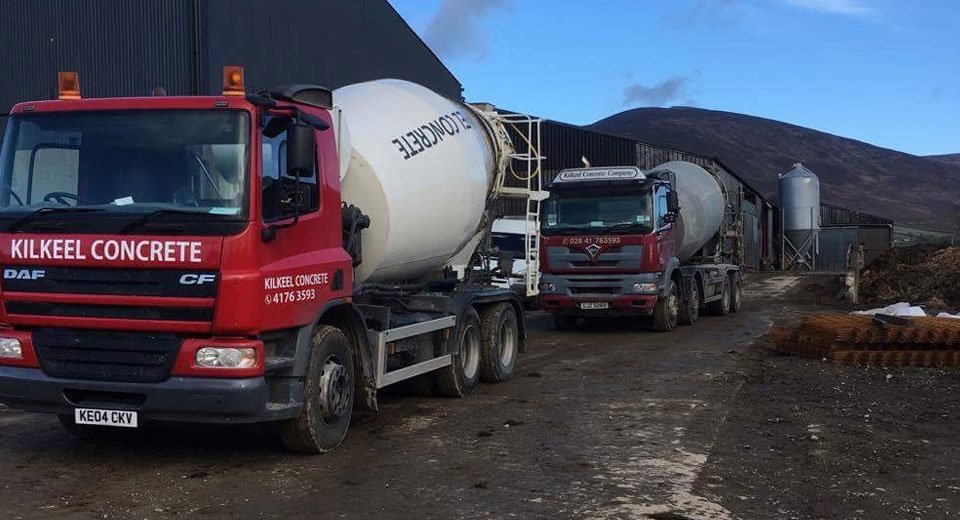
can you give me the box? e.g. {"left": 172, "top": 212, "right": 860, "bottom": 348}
{"left": 623, "top": 72, "right": 701, "bottom": 107}
{"left": 781, "top": 0, "right": 876, "bottom": 17}
{"left": 423, "top": 0, "right": 507, "bottom": 61}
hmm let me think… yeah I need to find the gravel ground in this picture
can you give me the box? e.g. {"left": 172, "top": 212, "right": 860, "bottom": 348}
{"left": 0, "top": 274, "right": 956, "bottom": 520}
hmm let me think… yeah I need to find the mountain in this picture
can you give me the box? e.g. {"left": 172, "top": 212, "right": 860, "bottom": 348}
{"left": 929, "top": 153, "right": 960, "bottom": 167}
{"left": 591, "top": 107, "right": 960, "bottom": 233}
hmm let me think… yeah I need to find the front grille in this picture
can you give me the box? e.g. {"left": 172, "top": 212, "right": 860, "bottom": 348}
{"left": 1, "top": 266, "right": 217, "bottom": 297}
{"left": 6, "top": 302, "right": 212, "bottom": 321}
{"left": 1, "top": 266, "right": 217, "bottom": 325}
{"left": 546, "top": 245, "right": 644, "bottom": 270}
{"left": 33, "top": 328, "right": 181, "bottom": 383}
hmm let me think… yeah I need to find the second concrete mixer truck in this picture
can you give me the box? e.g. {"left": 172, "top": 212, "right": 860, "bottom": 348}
{"left": 538, "top": 162, "right": 742, "bottom": 331}
{"left": 0, "top": 68, "right": 544, "bottom": 453}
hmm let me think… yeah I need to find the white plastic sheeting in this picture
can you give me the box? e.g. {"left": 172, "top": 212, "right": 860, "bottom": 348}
{"left": 852, "top": 302, "right": 927, "bottom": 317}
{"left": 852, "top": 302, "right": 960, "bottom": 319}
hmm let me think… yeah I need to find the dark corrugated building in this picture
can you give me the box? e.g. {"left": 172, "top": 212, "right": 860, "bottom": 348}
{"left": 816, "top": 203, "right": 893, "bottom": 271}
{"left": 0, "top": 0, "right": 461, "bottom": 112}
{"left": 497, "top": 117, "right": 776, "bottom": 269}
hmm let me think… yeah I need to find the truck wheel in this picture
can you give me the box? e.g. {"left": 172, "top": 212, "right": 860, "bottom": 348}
{"left": 678, "top": 281, "right": 700, "bottom": 326}
{"left": 729, "top": 273, "right": 743, "bottom": 313}
{"left": 435, "top": 308, "right": 482, "bottom": 397}
{"left": 707, "top": 277, "right": 731, "bottom": 316}
{"left": 553, "top": 315, "right": 578, "bottom": 330}
{"left": 479, "top": 303, "right": 519, "bottom": 383}
{"left": 653, "top": 280, "right": 680, "bottom": 332}
{"left": 280, "top": 326, "right": 354, "bottom": 454}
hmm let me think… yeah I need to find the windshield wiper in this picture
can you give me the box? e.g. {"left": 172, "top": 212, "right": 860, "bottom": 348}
{"left": 193, "top": 153, "right": 224, "bottom": 198}
{"left": 120, "top": 209, "right": 202, "bottom": 234}
{"left": 543, "top": 227, "right": 585, "bottom": 236}
{"left": 599, "top": 222, "right": 647, "bottom": 235}
{"left": 6, "top": 207, "right": 105, "bottom": 233}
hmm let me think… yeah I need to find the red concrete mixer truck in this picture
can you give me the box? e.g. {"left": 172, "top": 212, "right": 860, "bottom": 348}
{"left": 538, "top": 163, "right": 742, "bottom": 331}
{"left": 0, "top": 68, "right": 544, "bottom": 453}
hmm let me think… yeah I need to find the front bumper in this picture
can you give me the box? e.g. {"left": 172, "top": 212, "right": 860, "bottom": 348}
{"left": 539, "top": 294, "right": 657, "bottom": 316}
{"left": 539, "top": 273, "right": 661, "bottom": 317}
{"left": 0, "top": 366, "right": 300, "bottom": 424}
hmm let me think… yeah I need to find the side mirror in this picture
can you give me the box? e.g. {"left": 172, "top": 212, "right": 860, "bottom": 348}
{"left": 286, "top": 123, "right": 315, "bottom": 177}
{"left": 497, "top": 250, "right": 515, "bottom": 276}
{"left": 667, "top": 191, "right": 680, "bottom": 213}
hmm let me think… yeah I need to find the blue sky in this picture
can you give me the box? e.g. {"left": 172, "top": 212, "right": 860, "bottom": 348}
{"left": 390, "top": 0, "right": 959, "bottom": 156}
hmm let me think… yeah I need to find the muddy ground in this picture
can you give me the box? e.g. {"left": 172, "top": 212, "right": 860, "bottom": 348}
{"left": 1, "top": 274, "right": 958, "bottom": 520}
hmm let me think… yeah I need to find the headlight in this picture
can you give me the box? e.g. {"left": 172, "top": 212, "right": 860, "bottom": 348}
{"left": 633, "top": 283, "right": 659, "bottom": 294}
{"left": 195, "top": 347, "right": 257, "bottom": 369}
{"left": 0, "top": 337, "right": 23, "bottom": 359}
{"left": 539, "top": 282, "right": 558, "bottom": 292}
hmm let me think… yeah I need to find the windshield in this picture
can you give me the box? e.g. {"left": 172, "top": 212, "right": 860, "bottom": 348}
{"left": 541, "top": 193, "right": 653, "bottom": 235}
{"left": 492, "top": 232, "right": 525, "bottom": 254}
{"left": 0, "top": 110, "right": 250, "bottom": 233}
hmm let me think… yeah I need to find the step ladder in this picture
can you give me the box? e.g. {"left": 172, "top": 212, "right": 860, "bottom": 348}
{"left": 466, "top": 106, "right": 548, "bottom": 297}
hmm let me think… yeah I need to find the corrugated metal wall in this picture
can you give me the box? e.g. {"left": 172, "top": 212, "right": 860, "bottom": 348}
{"left": 818, "top": 228, "right": 858, "bottom": 271}
{"left": 492, "top": 119, "right": 637, "bottom": 215}
{"left": 0, "top": 0, "right": 196, "bottom": 110}
{"left": 0, "top": 0, "right": 463, "bottom": 114}
{"left": 859, "top": 227, "right": 893, "bottom": 265}
{"left": 821, "top": 203, "right": 894, "bottom": 227}
{"left": 744, "top": 199, "right": 760, "bottom": 268}
{"left": 201, "top": 0, "right": 462, "bottom": 99}
{"left": 540, "top": 120, "right": 638, "bottom": 176}
{"left": 817, "top": 226, "right": 892, "bottom": 271}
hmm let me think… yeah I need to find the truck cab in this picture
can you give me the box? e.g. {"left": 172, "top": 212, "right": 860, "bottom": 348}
{"left": 538, "top": 167, "right": 677, "bottom": 324}
{"left": 538, "top": 166, "right": 741, "bottom": 331}
{"left": 0, "top": 75, "right": 355, "bottom": 435}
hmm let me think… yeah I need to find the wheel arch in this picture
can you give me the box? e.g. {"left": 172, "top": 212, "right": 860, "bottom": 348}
{"left": 661, "top": 256, "right": 684, "bottom": 299}
{"left": 298, "top": 300, "right": 378, "bottom": 412}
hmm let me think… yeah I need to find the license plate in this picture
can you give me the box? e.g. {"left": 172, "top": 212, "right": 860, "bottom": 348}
{"left": 74, "top": 408, "right": 138, "bottom": 428}
{"left": 580, "top": 302, "right": 610, "bottom": 310}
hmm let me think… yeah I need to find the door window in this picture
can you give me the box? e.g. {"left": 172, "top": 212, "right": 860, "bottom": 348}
{"left": 261, "top": 118, "right": 319, "bottom": 222}
{"left": 655, "top": 187, "right": 669, "bottom": 229}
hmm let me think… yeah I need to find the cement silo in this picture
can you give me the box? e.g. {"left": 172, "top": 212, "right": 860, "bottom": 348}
{"left": 779, "top": 163, "right": 820, "bottom": 269}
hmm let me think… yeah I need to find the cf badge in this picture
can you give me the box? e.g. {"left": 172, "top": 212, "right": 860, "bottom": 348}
{"left": 179, "top": 274, "right": 217, "bottom": 285}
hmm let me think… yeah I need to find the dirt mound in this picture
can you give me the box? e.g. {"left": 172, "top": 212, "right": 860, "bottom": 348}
{"left": 860, "top": 246, "right": 960, "bottom": 306}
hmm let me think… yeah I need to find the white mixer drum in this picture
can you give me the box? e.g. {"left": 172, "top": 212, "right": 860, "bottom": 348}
{"left": 647, "top": 161, "right": 725, "bottom": 262}
{"left": 333, "top": 80, "right": 496, "bottom": 283}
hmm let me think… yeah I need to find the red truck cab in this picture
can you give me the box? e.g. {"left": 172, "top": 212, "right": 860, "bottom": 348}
{"left": 0, "top": 77, "right": 360, "bottom": 445}
{"left": 538, "top": 166, "right": 741, "bottom": 331}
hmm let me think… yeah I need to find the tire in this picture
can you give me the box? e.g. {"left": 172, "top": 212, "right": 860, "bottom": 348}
{"left": 707, "top": 276, "right": 731, "bottom": 316}
{"left": 280, "top": 326, "right": 354, "bottom": 454}
{"left": 678, "top": 280, "right": 700, "bottom": 326}
{"left": 58, "top": 414, "right": 136, "bottom": 443}
{"left": 435, "top": 308, "right": 482, "bottom": 397}
{"left": 479, "top": 303, "right": 520, "bottom": 383}
{"left": 652, "top": 280, "right": 680, "bottom": 332}
{"left": 553, "top": 315, "right": 578, "bottom": 330}
{"left": 729, "top": 273, "right": 743, "bottom": 313}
